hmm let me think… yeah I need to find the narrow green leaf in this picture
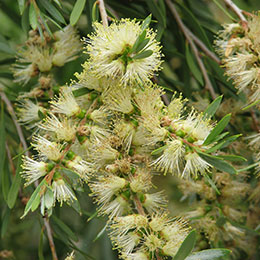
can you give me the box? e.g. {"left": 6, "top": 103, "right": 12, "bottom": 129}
{"left": 204, "top": 173, "right": 220, "bottom": 195}
{"left": 132, "top": 50, "right": 153, "bottom": 59}
{"left": 21, "top": 179, "right": 46, "bottom": 219}
{"left": 38, "top": 11, "right": 53, "bottom": 37}
{"left": 130, "top": 29, "right": 147, "bottom": 54}
{"left": 135, "top": 38, "right": 150, "bottom": 53}
{"left": 93, "top": 224, "right": 107, "bottom": 242}
{"left": 185, "top": 44, "right": 203, "bottom": 85}
{"left": 70, "top": 0, "right": 86, "bottom": 26}
{"left": 0, "top": 102, "right": 8, "bottom": 202}
{"left": 43, "top": 13, "right": 63, "bottom": 30}
{"left": 173, "top": 230, "right": 196, "bottom": 260}
{"left": 203, "top": 114, "right": 231, "bottom": 145}
{"left": 217, "top": 154, "right": 247, "bottom": 162}
{"left": 29, "top": 3, "right": 38, "bottom": 30}
{"left": 198, "top": 152, "right": 237, "bottom": 175}
{"left": 21, "top": 5, "right": 30, "bottom": 32}
{"left": 237, "top": 162, "right": 258, "bottom": 172}
{"left": 1, "top": 207, "right": 11, "bottom": 238}
{"left": 145, "top": 1, "right": 166, "bottom": 28}
{"left": 212, "top": 0, "right": 235, "bottom": 21}
{"left": 141, "top": 14, "right": 152, "bottom": 31}
{"left": 52, "top": 215, "right": 78, "bottom": 242}
{"left": 218, "top": 134, "right": 242, "bottom": 149}
{"left": 203, "top": 95, "right": 223, "bottom": 120}
{"left": 17, "top": 0, "right": 26, "bottom": 15}
{"left": 31, "top": 192, "right": 41, "bottom": 212}
{"left": 72, "top": 87, "right": 91, "bottom": 97}
{"left": 186, "top": 248, "right": 231, "bottom": 260}
{"left": 87, "top": 210, "right": 98, "bottom": 222}
{"left": 242, "top": 99, "right": 260, "bottom": 110}
{"left": 39, "top": 0, "right": 66, "bottom": 25}
{"left": 7, "top": 156, "right": 22, "bottom": 209}
{"left": 38, "top": 229, "right": 45, "bottom": 260}
{"left": 0, "top": 43, "right": 15, "bottom": 55}
{"left": 151, "top": 145, "right": 167, "bottom": 156}
{"left": 91, "top": 1, "right": 99, "bottom": 22}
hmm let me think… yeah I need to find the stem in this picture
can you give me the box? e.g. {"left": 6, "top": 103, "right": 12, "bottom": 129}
{"left": 133, "top": 195, "right": 146, "bottom": 216}
{"left": 44, "top": 217, "right": 58, "bottom": 260}
{"left": 5, "top": 142, "right": 16, "bottom": 176}
{"left": 223, "top": 0, "right": 247, "bottom": 24}
{"left": 0, "top": 91, "right": 58, "bottom": 260}
{"left": 0, "top": 92, "right": 29, "bottom": 157}
{"left": 98, "top": 0, "right": 108, "bottom": 27}
{"left": 188, "top": 30, "right": 221, "bottom": 64}
{"left": 165, "top": 0, "right": 217, "bottom": 99}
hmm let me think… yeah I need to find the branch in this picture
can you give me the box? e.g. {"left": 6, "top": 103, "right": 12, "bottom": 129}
{"left": 44, "top": 217, "right": 58, "bottom": 260}
{"left": 223, "top": 0, "right": 247, "bottom": 24}
{"left": 165, "top": 0, "right": 217, "bottom": 99}
{"left": 188, "top": 30, "right": 221, "bottom": 64}
{"left": 0, "top": 91, "right": 58, "bottom": 260}
{"left": 98, "top": 0, "right": 108, "bottom": 27}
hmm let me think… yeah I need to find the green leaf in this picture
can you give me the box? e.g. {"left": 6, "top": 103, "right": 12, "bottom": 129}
{"left": 0, "top": 102, "right": 8, "bottom": 202}
{"left": 185, "top": 44, "right": 203, "bottom": 85}
{"left": 130, "top": 29, "right": 147, "bottom": 54}
{"left": 203, "top": 114, "right": 231, "bottom": 145}
{"left": 21, "top": 179, "right": 46, "bottom": 219}
{"left": 17, "top": 0, "right": 26, "bottom": 15}
{"left": 52, "top": 215, "right": 78, "bottom": 242}
{"left": 29, "top": 3, "right": 38, "bottom": 30}
{"left": 141, "top": 14, "right": 152, "bottom": 31}
{"left": 1, "top": 207, "right": 10, "bottom": 238}
{"left": 217, "top": 154, "right": 247, "bottom": 162}
{"left": 93, "top": 224, "right": 107, "bottom": 242}
{"left": 7, "top": 156, "right": 22, "bottom": 209}
{"left": 132, "top": 50, "right": 153, "bottom": 59}
{"left": 186, "top": 248, "right": 231, "bottom": 260}
{"left": 0, "top": 41, "right": 15, "bottom": 55}
{"left": 135, "top": 38, "right": 150, "bottom": 53}
{"left": 203, "top": 95, "right": 223, "bottom": 120}
{"left": 242, "top": 99, "right": 260, "bottom": 110}
{"left": 173, "top": 230, "right": 196, "bottom": 260}
{"left": 38, "top": 0, "right": 66, "bottom": 25}
{"left": 145, "top": 1, "right": 166, "bottom": 28}
{"left": 218, "top": 134, "right": 242, "bottom": 149}
{"left": 204, "top": 173, "right": 220, "bottom": 195}
{"left": 70, "top": 0, "right": 86, "bottom": 26}
{"left": 72, "top": 87, "right": 91, "bottom": 97}
{"left": 151, "top": 145, "right": 167, "bottom": 156}
{"left": 198, "top": 152, "right": 237, "bottom": 175}
{"left": 91, "top": 0, "right": 99, "bottom": 22}
{"left": 38, "top": 229, "right": 45, "bottom": 260}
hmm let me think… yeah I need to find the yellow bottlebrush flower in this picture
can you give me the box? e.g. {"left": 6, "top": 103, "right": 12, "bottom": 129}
{"left": 151, "top": 139, "right": 184, "bottom": 175}
{"left": 182, "top": 152, "right": 211, "bottom": 179}
{"left": 16, "top": 44, "right": 53, "bottom": 72}
{"left": 52, "top": 178, "right": 77, "bottom": 206}
{"left": 21, "top": 156, "right": 47, "bottom": 186}
{"left": 167, "top": 92, "right": 187, "bottom": 120}
{"left": 85, "top": 19, "right": 162, "bottom": 86}
{"left": 39, "top": 114, "right": 76, "bottom": 142}
{"left": 17, "top": 99, "right": 44, "bottom": 128}
{"left": 129, "top": 169, "right": 152, "bottom": 193}
{"left": 52, "top": 25, "right": 82, "bottom": 67}
{"left": 50, "top": 87, "right": 81, "bottom": 117}
{"left": 143, "top": 191, "right": 168, "bottom": 213}
{"left": 13, "top": 63, "right": 37, "bottom": 85}
{"left": 32, "top": 135, "right": 63, "bottom": 161}
{"left": 102, "top": 84, "right": 134, "bottom": 114}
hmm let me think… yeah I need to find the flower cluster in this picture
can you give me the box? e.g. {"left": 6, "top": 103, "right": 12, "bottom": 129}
{"left": 215, "top": 14, "right": 260, "bottom": 106}
{"left": 20, "top": 18, "right": 234, "bottom": 259}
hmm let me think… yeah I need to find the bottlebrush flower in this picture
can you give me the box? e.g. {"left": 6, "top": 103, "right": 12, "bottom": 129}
{"left": 21, "top": 156, "right": 47, "bottom": 186}
{"left": 52, "top": 178, "right": 77, "bottom": 206}
{"left": 52, "top": 25, "right": 82, "bottom": 67}
{"left": 50, "top": 87, "right": 81, "bottom": 117}
{"left": 84, "top": 19, "right": 162, "bottom": 86}
{"left": 39, "top": 114, "right": 76, "bottom": 142}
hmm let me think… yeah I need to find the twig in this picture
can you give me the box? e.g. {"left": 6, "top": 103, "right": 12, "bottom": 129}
{"left": 5, "top": 142, "right": 16, "bottom": 176}
{"left": 0, "top": 91, "right": 58, "bottom": 260}
{"left": 44, "top": 217, "right": 58, "bottom": 260}
{"left": 98, "top": 0, "right": 108, "bottom": 27}
{"left": 188, "top": 30, "right": 221, "bottom": 64}
{"left": 0, "top": 92, "right": 29, "bottom": 156}
{"left": 165, "top": 0, "right": 217, "bottom": 99}
{"left": 223, "top": 0, "right": 247, "bottom": 24}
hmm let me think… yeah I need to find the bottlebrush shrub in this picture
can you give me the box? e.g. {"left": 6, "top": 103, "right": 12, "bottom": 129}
{"left": 17, "top": 16, "right": 237, "bottom": 259}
